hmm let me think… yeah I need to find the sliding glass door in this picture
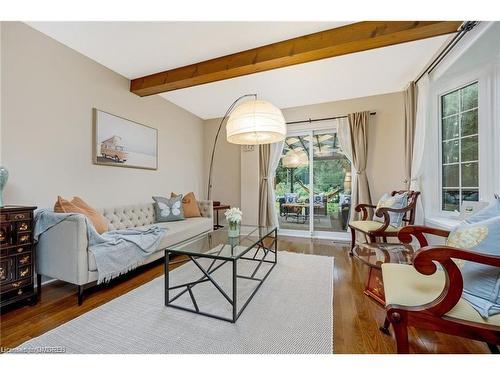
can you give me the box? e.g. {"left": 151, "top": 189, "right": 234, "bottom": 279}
{"left": 275, "top": 133, "right": 311, "bottom": 233}
{"left": 274, "top": 127, "right": 352, "bottom": 238}
{"left": 312, "top": 130, "right": 352, "bottom": 233}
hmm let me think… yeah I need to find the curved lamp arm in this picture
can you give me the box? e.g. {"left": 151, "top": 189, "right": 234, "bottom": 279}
{"left": 207, "top": 94, "right": 257, "bottom": 201}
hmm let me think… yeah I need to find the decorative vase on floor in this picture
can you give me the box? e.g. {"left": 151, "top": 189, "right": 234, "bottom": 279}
{"left": 0, "top": 166, "right": 8, "bottom": 207}
{"left": 225, "top": 207, "right": 243, "bottom": 238}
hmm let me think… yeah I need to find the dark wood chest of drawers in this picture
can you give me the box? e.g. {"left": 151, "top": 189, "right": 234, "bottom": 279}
{"left": 0, "top": 205, "right": 37, "bottom": 311}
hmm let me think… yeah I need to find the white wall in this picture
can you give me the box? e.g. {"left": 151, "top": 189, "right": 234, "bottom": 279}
{"left": 0, "top": 22, "right": 3, "bottom": 165}
{"left": 240, "top": 147, "right": 260, "bottom": 225}
{"left": 281, "top": 92, "right": 406, "bottom": 202}
{"left": 203, "top": 117, "right": 241, "bottom": 208}
{"left": 1, "top": 22, "right": 205, "bottom": 209}
{"left": 422, "top": 22, "right": 500, "bottom": 220}
{"left": 203, "top": 92, "right": 407, "bottom": 222}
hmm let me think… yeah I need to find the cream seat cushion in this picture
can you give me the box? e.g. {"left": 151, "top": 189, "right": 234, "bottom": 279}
{"left": 350, "top": 220, "right": 400, "bottom": 233}
{"left": 382, "top": 263, "right": 500, "bottom": 326}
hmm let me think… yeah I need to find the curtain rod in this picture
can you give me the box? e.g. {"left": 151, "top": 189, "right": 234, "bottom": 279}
{"left": 415, "top": 21, "right": 479, "bottom": 83}
{"left": 286, "top": 112, "right": 376, "bottom": 125}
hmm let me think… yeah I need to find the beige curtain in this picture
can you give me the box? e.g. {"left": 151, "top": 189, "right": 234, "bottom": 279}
{"left": 258, "top": 141, "right": 284, "bottom": 227}
{"left": 258, "top": 144, "right": 271, "bottom": 227}
{"left": 404, "top": 81, "right": 417, "bottom": 189}
{"left": 348, "top": 111, "right": 372, "bottom": 220}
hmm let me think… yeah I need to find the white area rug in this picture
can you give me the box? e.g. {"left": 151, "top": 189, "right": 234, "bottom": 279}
{"left": 19, "top": 251, "right": 334, "bottom": 354}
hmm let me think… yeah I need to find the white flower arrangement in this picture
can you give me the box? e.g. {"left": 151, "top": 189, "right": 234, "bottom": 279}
{"left": 224, "top": 207, "right": 242, "bottom": 223}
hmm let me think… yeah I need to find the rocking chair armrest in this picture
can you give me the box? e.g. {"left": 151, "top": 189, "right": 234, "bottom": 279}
{"left": 354, "top": 203, "right": 377, "bottom": 221}
{"left": 398, "top": 225, "right": 451, "bottom": 248}
{"left": 407, "top": 245, "right": 500, "bottom": 316}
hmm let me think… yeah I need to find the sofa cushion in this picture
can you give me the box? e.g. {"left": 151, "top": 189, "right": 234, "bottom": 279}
{"left": 101, "top": 203, "right": 155, "bottom": 230}
{"left": 382, "top": 263, "right": 500, "bottom": 326}
{"left": 171, "top": 192, "right": 201, "bottom": 218}
{"left": 54, "top": 196, "right": 109, "bottom": 234}
{"left": 88, "top": 217, "right": 212, "bottom": 271}
{"left": 153, "top": 195, "right": 185, "bottom": 222}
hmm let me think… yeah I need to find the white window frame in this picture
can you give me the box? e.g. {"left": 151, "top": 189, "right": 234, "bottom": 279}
{"left": 427, "top": 62, "right": 496, "bottom": 219}
{"left": 439, "top": 81, "right": 480, "bottom": 212}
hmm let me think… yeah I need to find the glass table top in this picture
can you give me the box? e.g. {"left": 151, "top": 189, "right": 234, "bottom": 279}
{"left": 353, "top": 242, "right": 414, "bottom": 269}
{"left": 166, "top": 225, "right": 277, "bottom": 260}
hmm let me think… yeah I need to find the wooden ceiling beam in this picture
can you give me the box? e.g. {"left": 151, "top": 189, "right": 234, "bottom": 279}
{"left": 130, "top": 21, "right": 462, "bottom": 96}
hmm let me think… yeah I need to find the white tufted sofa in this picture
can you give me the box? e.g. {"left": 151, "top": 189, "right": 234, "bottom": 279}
{"left": 36, "top": 200, "right": 213, "bottom": 303}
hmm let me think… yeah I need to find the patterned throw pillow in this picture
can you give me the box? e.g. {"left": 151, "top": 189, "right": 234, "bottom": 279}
{"left": 152, "top": 195, "right": 185, "bottom": 222}
{"left": 446, "top": 216, "right": 500, "bottom": 318}
{"left": 373, "top": 192, "right": 408, "bottom": 227}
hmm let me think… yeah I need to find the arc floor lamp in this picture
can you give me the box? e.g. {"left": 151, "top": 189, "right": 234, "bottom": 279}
{"left": 207, "top": 94, "right": 287, "bottom": 201}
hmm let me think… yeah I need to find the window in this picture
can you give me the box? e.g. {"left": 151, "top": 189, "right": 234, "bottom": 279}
{"left": 440, "top": 82, "right": 479, "bottom": 212}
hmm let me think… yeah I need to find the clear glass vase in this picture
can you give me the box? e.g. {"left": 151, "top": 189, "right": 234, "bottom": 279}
{"left": 228, "top": 220, "right": 240, "bottom": 237}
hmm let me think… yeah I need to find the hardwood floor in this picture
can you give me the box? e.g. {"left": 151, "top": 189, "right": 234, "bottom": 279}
{"left": 0, "top": 236, "right": 490, "bottom": 353}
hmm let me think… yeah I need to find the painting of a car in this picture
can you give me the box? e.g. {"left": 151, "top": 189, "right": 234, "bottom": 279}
{"left": 100, "top": 135, "right": 129, "bottom": 162}
{"left": 93, "top": 109, "right": 158, "bottom": 170}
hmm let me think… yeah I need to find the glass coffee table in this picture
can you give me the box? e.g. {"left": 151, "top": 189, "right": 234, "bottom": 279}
{"left": 353, "top": 242, "right": 414, "bottom": 305}
{"left": 164, "top": 225, "right": 277, "bottom": 323}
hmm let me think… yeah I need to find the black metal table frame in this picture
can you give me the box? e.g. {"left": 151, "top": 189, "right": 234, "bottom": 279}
{"left": 164, "top": 228, "right": 278, "bottom": 323}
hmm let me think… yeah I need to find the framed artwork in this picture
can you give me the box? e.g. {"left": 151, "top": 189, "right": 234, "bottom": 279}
{"left": 92, "top": 109, "right": 158, "bottom": 170}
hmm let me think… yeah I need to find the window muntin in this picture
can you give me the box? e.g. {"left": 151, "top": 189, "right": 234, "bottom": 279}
{"left": 441, "top": 82, "right": 479, "bottom": 212}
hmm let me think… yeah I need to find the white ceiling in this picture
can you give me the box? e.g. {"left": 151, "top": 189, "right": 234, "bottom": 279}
{"left": 27, "top": 21, "right": 350, "bottom": 78}
{"left": 27, "top": 22, "right": 448, "bottom": 119}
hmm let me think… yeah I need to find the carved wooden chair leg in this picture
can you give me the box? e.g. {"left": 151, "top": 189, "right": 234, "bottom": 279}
{"left": 389, "top": 311, "right": 410, "bottom": 354}
{"left": 349, "top": 227, "right": 356, "bottom": 256}
{"left": 487, "top": 343, "right": 499, "bottom": 354}
{"left": 379, "top": 317, "right": 391, "bottom": 335}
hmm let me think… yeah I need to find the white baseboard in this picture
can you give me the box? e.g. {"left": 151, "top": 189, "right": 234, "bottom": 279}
{"left": 278, "top": 229, "right": 350, "bottom": 243}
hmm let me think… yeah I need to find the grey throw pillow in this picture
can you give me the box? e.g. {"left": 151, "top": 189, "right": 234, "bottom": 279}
{"left": 152, "top": 195, "right": 185, "bottom": 222}
{"left": 373, "top": 192, "right": 408, "bottom": 227}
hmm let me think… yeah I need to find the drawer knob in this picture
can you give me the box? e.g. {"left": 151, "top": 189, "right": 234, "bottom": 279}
{"left": 20, "top": 235, "right": 29, "bottom": 243}
{"left": 17, "top": 247, "right": 24, "bottom": 253}
{"left": 20, "top": 223, "right": 28, "bottom": 231}
{"left": 12, "top": 282, "right": 21, "bottom": 287}
{"left": 20, "top": 268, "right": 29, "bottom": 277}
{"left": 14, "top": 214, "right": 26, "bottom": 220}
{"left": 18, "top": 289, "right": 23, "bottom": 295}
{"left": 20, "top": 255, "right": 30, "bottom": 264}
